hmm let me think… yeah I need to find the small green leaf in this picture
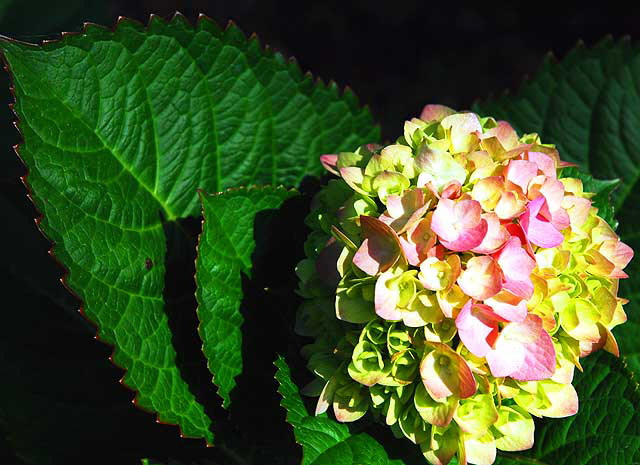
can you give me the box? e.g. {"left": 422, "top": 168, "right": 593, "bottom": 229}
{"left": 1, "top": 14, "right": 378, "bottom": 442}
{"left": 196, "top": 186, "right": 296, "bottom": 407}
{"left": 274, "top": 356, "right": 406, "bottom": 465}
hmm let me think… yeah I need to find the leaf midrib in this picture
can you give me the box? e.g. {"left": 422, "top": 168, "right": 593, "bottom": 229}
{"left": 154, "top": 31, "right": 223, "bottom": 201}
{"left": 6, "top": 40, "right": 177, "bottom": 222}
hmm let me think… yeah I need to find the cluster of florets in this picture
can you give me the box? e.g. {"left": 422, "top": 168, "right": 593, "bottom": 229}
{"left": 296, "top": 105, "right": 633, "bottom": 465}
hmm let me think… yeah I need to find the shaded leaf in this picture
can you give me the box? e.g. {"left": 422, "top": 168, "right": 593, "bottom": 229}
{"left": 196, "top": 186, "right": 296, "bottom": 407}
{"left": 274, "top": 356, "right": 405, "bottom": 465}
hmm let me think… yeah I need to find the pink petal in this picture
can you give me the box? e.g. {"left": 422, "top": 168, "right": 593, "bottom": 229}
{"left": 380, "top": 190, "right": 431, "bottom": 234}
{"left": 420, "top": 104, "right": 456, "bottom": 122}
{"left": 384, "top": 194, "right": 405, "bottom": 219}
{"left": 485, "top": 291, "right": 528, "bottom": 322}
{"left": 339, "top": 166, "right": 368, "bottom": 196}
{"left": 315, "top": 376, "right": 338, "bottom": 415}
{"left": 420, "top": 255, "right": 461, "bottom": 291}
{"left": 526, "top": 152, "right": 557, "bottom": 179}
{"left": 385, "top": 188, "right": 426, "bottom": 222}
{"left": 563, "top": 195, "right": 592, "bottom": 229}
{"left": 436, "top": 285, "right": 465, "bottom": 319}
{"left": 401, "top": 215, "right": 437, "bottom": 266}
{"left": 548, "top": 206, "right": 571, "bottom": 231}
{"left": 494, "top": 237, "right": 536, "bottom": 300}
{"left": 483, "top": 120, "right": 520, "bottom": 150}
{"left": 353, "top": 216, "right": 404, "bottom": 275}
{"left": 558, "top": 160, "right": 577, "bottom": 168}
{"left": 401, "top": 203, "right": 431, "bottom": 235}
{"left": 456, "top": 300, "right": 499, "bottom": 357}
{"left": 505, "top": 160, "right": 538, "bottom": 193}
{"left": 504, "top": 223, "right": 535, "bottom": 259}
{"left": 320, "top": 154, "right": 339, "bottom": 175}
{"left": 455, "top": 199, "right": 483, "bottom": 229}
{"left": 416, "top": 149, "right": 468, "bottom": 193}
{"left": 471, "top": 213, "right": 510, "bottom": 254}
{"left": 431, "top": 199, "right": 459, "bottom": 242}
{"left": 485, "top": 340, "right": 525, "bottom": 378}
{"left": 440, "top": 218, "right": 488, "bottom": 252}
{"left": 494, "top": 190, "right": 526, "bottom": 220}
{"left": 519, "top": 196, "right": 564, "bottom": 248}
{"left": 487, "top": 314, "right": 556, "bottom": 381}
{"left": 428, "top": 245, "right": 446, "bottom": 260}
{"left": 457, "top": 256, "right": 502, "bottom": 301}
{"left": 470, "top": 176, "right": 503, "bottom": 210}
{"left": 600, "top": 239, "right": 634, "bottom": 271}
{"left": 432, "top": 199, "right": 485, "bottom": 249}
{"left": 509, "top": 327, "right": 557, "bottom": 381}
{"left": 420, "top": 257, "right": 448, "bottom": 291}
{"left": 399, "top": 236, "right": 421, "bottom": 266}
{"left": 542, "top": 383, "right": 579, "bottom": 418}
{"left": 440, "top": 181, "right": 462, "bottom": 199}
{"left": 592, "top": 217, "right": 619, "bottom": 243}
{"left": 537, "top": 177, "right": 565, "bottom": 212}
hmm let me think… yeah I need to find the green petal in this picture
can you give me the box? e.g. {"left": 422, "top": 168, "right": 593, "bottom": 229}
{"left": 492, "top": 405, "right": 535, "bottom": 452}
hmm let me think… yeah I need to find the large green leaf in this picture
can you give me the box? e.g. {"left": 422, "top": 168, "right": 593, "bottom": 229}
{"left": 0, "top": 14, "right": 379, "bottom": 443}
{"left": 196, "top": 187, "right": 296, "bottom": 407}
{"left": 274, "top": 356, "right": 405, "bottom": 465}
{"left": 473, "top": 38, "right": 640, "bottom": 377}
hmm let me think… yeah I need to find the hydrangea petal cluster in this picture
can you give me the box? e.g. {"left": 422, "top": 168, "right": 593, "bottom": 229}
{"left": 296, "top": 105, "right": 633, "bottom": 465}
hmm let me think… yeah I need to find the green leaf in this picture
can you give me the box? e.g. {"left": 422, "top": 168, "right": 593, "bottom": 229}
{"left": 491, "top": 352, "right": 640, "bottom": 465}
{"left": 274, "top": 356, "right": 405, "bottom": 465}
{"left": 1, "top": 14, "right": 378, "bottom": 442}
{"left": 473, "top": 38, "right": 640, "bottom": 379}
{"left": 196, "top": 186, "right": 296, "bottom": 407}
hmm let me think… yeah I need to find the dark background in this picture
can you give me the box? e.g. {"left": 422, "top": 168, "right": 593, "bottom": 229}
{"left": 0, "top": 2, "right": 638, "bottom": 464}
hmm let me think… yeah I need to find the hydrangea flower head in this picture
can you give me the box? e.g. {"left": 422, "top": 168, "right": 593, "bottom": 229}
{"left": 296, "top": 105, "right": 633, "bottom": 465}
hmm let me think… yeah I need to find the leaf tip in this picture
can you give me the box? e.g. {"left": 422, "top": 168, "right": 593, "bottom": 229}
{"left": 171, "top": 10, "right": 189, "bottom": 23}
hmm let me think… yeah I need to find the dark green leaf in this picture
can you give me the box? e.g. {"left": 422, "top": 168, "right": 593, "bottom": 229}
{"left": 0, "top": 14, "right": 378, "bottom": 442}
{"left": 196, "top": 186, "right": 296, "bottom": 407}
{"left": 274, "top": 356, "right": 405, "bottom": 465}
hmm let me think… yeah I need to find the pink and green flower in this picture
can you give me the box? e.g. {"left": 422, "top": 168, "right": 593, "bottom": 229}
{"left": 298, "top": 105, "right": 633, "bottom": 465}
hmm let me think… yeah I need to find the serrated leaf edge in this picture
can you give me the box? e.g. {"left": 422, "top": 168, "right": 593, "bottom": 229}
{"left": 472, "top": 35, "right": 633, "bottom": 111}
{"left": 274, "top": 355, "right": 310, "bottom": 463}
{"left": 195, "top": 185, "right": 297, "bottom": 408}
